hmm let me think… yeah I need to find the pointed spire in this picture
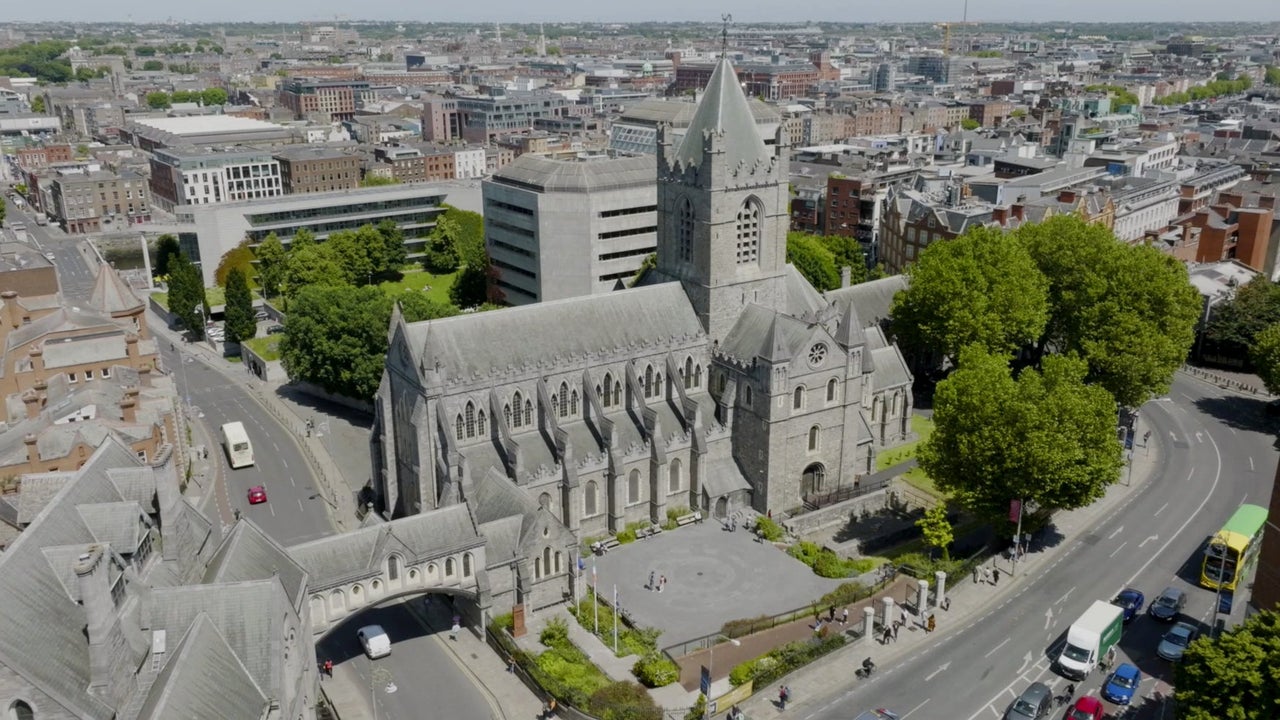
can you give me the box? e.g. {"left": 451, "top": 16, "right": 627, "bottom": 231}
{"left": 834, "top": 299, "right": 865, "bottom": 349}
{"left": 672, "top": 57, "right": 771, "bottom": 170}
{"left": 89, "top": 261, "right": 143, "bottom": 318}
{"left": 761, "top": 314, "right": 792, "bottom": 363}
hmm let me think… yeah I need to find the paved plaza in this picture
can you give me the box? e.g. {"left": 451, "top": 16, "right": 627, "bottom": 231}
{"left": 588, "top": 520, "right": 844, "bottom": 646}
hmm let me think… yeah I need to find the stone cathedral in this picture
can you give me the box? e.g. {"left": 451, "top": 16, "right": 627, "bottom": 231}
{"left": 373, "top": 58, "right": 913, "bottom": 610}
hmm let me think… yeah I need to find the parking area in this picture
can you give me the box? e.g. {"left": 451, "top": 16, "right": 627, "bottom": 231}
{"left": 587, "top": 520, "right": 844, "bottom": 646}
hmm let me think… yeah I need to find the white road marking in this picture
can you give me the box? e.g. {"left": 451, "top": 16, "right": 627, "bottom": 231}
{"left": 1108, "top": 526, "right": 1124, "bottom": 539}
{"left": 1055, "top": 586, "right": 1076, "bottom": 605}
{"left": 1124, "top": 436, "right": 1222, "bottom": 587}
{"left": 925, "top": 662, "right": 951, "bottom": 681}
{"left": 901, "top": 699, "right": 931, "bottom": 718}
{"left": 1109, "top": 541, "right": 1127, "bottom": 557}
{"left": 1153, "top": 502, "right": 1169, "bottom": 517}
{"left": 1139, "top": 535, "right": 1159, "bottom": 548}
{"left": 984, "top": 638, "right": 1010, "bottom": 658}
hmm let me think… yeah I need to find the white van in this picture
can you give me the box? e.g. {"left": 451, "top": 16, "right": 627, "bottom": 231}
{"left": 357, "top": 625, "right": 391, "bottom": 659}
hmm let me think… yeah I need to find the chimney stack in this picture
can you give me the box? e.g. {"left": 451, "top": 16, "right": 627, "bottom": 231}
{"left": 120, "top": 387, "right": 138, "bottom": 423}
{"left": 1259, "top": 195, "right": 1276, "bottom": 210}
{"left": 74, "top": 545, "right": 132, "bottom": 703}
{"left": 1011, "top": 204, "right": 1025, "bottom": 221}
{"left": 1, "top": 290, "right": 20, "bottom": 332}
{"left": 24, "top": 434, "right": 39, "bottom": 466}
{"left": 993, "top": 206, "right": 1009, "bottom": 225}
{"left": 1058, "top": 189, "right": 1078, "bottom": 204}
{"left": 22, "top": 390, "right": 40, "bottom": 420}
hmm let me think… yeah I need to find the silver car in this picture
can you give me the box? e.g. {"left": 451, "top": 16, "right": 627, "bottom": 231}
{"left": 1157, "top": 621, "right": 1198, "bottom": 661}
{"left": 1006, "top": 682, "right": 1052, "bottom": 720}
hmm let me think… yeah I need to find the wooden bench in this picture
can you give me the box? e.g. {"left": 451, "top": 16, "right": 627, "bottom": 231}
{"left": 635, "top": 524, "right": 663, "bottom": 540}
{"left": 591, "top": 538, "right": 621, "bottom": 555}
{"left": 675, "top": 511, "right": 702, "bottom": 527}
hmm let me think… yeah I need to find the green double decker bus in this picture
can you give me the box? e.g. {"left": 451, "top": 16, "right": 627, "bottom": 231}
{"left": 1201, "top": 504, "right": 1268, "bottom": 591}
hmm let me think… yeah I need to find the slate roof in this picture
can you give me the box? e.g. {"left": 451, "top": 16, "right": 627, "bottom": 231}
{"left": 133, "top": 614, "right": 268, "bottom": 720}
{"left": 784, "top": 264, "right": 827, "bottom": 319}
{"left": 88, "top": 262, "right": 144, "bottom": 316}
{"left": 407, "top": 283, "right": 703, "bottom": 381}
{"left": 202, "top": 520, "right": 308, "bottom": 607}
{"left": 718, "top": 304, "right": 813, "bottom": 365}
{"left": 673, "top": 58, "right": 773, "bottom": 171}
{"left": 5, "top": 306, "right": 117, "bottom": 354}
{"left": 492, "top": 154, "right": 656, "bottom": 193}
{"left": 824, "top": 276, "right": 909, "bottom": 329}
{"left": 0, "top": 438, "right": 146, "bottom": 720}
{"left": 77, "top": 501, "right": 145, "bottom": 550}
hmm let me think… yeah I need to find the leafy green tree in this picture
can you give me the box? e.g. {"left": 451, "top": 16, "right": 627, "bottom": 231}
{"left": 200, "top": 87, "right": 228, "bottom": 105}
{"left": 281, "top": 285, "right": 454, "bottom": 400}
{"left": 786, "top": 232, "right": 840, "bottom": 291}
{"left": 1204, "top": 279, "right": 1280, "bottom": 358}
{"left": 360, "top": 174, "right": 398, "bottom": 187}
{"left": 1249, "top": 323, "right": 1280, "bottom": 396}
{"left": 153, "top": 234, "right": 181, "bottom": 278}
{"left": 167, "top": 254, "right": 208, "bottom": 339}
{"left": 422, "top": 215, "right": 460, "bottom": 273}
{"left": 214, "top": 239, "right": 255, "bottom": 287}
{"left": 1175, "top": 608, "right": 1280, "bottom": 720}
{"left": 960, "top": 118, "right": 980, "bottom": 130}
{"left": 141, "top": 60, "right": 164, "bottom": 71}
{"left": 1019, "top": 215, "right": 1201, "bottom": 406}
{"left": 223, "top": 268, "right": 256, "bottom": 345}
{"left": 815, "top": 233, "right": 867, "bottom": 283}
{"left": 134, "top": 46, "right": 157, "bottom": 56}
{"left": 30, "top": 95, "right": 46, "bottom": 113}
{"left": 0, "top": 41, "right": 73, "bottom": 83}
{"left": 890, "top": 225, "right": 1049, "bottom": 361}
{"left": 326, "top": 229, "right": 374, "bottom": 286}
{"left": 918, "top": 346, "right": 1124, "bottom": 523}
{"left": 289, "top": 228, "right": 316, "bottom": 251}
{"left": 440, "top": 205, "right": 495, "bottom": 307}
{"left": 145, "top": 91, "right": 171, "bottom": 109}
{"left": 916, "top": 504, "right": 954, "bottom": 560}
{"left": 1266, "top": 66, "right": 1280, "bottom": 86}
{"left": 283, "top": 244, "right": 346, "bottom": 298}
{"left": 255, "top": 233, "right": 287, "bottom": 300}
{"left": 376, "top": 219, "right": 408, "bottom": 273}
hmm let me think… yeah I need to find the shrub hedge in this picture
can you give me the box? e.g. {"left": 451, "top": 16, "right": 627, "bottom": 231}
{"left": 787, "top": 541, "right": 869, "bottom": 578}
{"left": 755, "top": 516, "right": 785, "bottom": 542}
{"left": 727, "top": 635, "right": 847, "bottom": 688}
{"left": 570, "top": 588, "right": 662, "bottom": 658}
{"left": 632, "top": 650, "right": 680, "bottom": 688}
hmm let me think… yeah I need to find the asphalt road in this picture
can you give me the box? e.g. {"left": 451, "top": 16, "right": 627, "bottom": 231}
{"left": 3, "top": 197, "right": 98, "bottom": 301}
{"left": 804, "top": 374, "right": 1277, "bottom": 720}
{"left": 159, "top": 340, "right": 336, "bottom": 547}
{"left": 317, "top": 599, "right": 494, "bottom": 720}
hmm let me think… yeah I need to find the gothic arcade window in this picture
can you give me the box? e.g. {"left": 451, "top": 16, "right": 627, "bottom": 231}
{"left": 559, "top": 382, "right": 570, "bottom": 417}
{"left": 735, "top": 198, "right": 762, "bottom": 264}
{"left": 512, "top": 392, "right": 524, "bottom": 427}
{"left": 793, "top": 386, "right": 805, "bottom": 410}
{"left": 644, "top": 365, "right": 654, "bottom": 397}
{"left": 603, "top": 373, "right": 614, "bottom": 407}
{"left": 678, "top": 196, "right": 694, "bottom": 262}
{"left": 524, "top": 400, "right": 533, "bottom": 426}
{"left": 455, "top": 414, "right": 464, "bottom": 439}
{"left": 827, "top": 378, "right": 838, "bottom": 403}
{"left": 465, "top": 402, "right": 476, "bottom": 437}
{"left": 504, "top": 404, "right": 513, "bottom": 427}
{"left": 695, "top": 364, "right": 702, "bottom": 387}
{"left": 628, "top": 469, "right": 641, "bottom": 504}
{"left": 684, "top": 357, "right": 693, "bottom": 389}
{"left": 571, "top": 391, "right": 579, "bottom": 415}
{"left": 477, "top": 410, "right": 487, "bottom": 436}
{"left": 808, "top": 425, "right": 820, "bottom": 451}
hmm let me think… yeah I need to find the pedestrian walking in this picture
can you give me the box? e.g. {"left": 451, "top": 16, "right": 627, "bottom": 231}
{"left": 926, "top": 613, "right": 936, "bottom": 633}
{"left": 322, "top": 659, "right": 333, "bottom": 677}
{"left": 991, "top": 567, "right": 1000, "bottom": 586}
{"left": 973, "top": 565, "right": 980, "bottom": 584}
{"left": 828, "top": 605, "right": 836, "bottom": 623}
{"left": 814, "top": 609, "right": 821, "bottom": 626}
{"left": 891, "top": 620, "right": 900, "bottom": 641}
{"left": 450, "top": 615, "right": 461, "bottom": 641}
{"left": 881, "top": 625, "right": 892, "bottom": 644}
{"left": 543, "top": 697, "right": 557, "bottom": 719}
{"left": 841, "top": 607, "right": 849, "bottom": 625}
{"left": 730, "top": 516, "right": 737, "bottom": 532}
{"left": 648, "top": 570, "right": 655, "bottom": 591}
{"left": 778, "top": 685, "right": 789, "bottom": 709}
{"left": 659, "top": 575, "right": 666, "bottom": 593}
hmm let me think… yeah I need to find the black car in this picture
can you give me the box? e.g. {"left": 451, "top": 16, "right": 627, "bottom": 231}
{"left": 1148, "top": 586, "right": 1187, "bottom": 621}
{"left": 1112, "top": 588, "right": 1145, "bottom": 623}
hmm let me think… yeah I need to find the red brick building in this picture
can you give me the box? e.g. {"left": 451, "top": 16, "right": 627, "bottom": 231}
{"left": 673, "top": 61, "right": 820, "bottom": 101}
{"left": 15, "top": 145, "right": 73, "bottom": 172}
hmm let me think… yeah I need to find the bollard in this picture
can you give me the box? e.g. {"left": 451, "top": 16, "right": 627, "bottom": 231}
{"left": 863, "top": 606, "right": 875, "bottom": 641}
{"left": 935, "top": 571, "right": 948, "bottom": 609}
{"left": 880, "top": 596, "right": 895, "bottom": 629}
{"left": 917, "top": 580, "right": 929, "bottom": 616}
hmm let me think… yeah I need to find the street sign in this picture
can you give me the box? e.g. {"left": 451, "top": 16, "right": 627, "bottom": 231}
{"left": 700, "top": 665, "right": 711, "bottom": 696}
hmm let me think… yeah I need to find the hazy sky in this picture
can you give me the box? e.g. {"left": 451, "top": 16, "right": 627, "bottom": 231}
{"left": 8, "top": 0, "right": 1280, "bottom": 24}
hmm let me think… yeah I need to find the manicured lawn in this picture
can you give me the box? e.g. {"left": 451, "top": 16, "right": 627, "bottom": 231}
{"left": 242, "top": 335, "right": 282, "bottom": 362}
{"left": 875, "top": 414, "right": 935, "bottom": 471}
{"left": 149, "top": 286, "right": 226, "bottom": 310}
{"left": 378, "top": 269, "right": 457, "bottom": 306}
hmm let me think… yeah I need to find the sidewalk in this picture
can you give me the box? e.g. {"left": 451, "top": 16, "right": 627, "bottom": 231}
{"left": 729, "top": 416, "right": 1163, "bottom": 720}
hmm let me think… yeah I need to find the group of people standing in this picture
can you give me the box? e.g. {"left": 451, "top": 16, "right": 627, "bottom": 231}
{"left": 647, "top": 570, "right": 667, "bottom": 592}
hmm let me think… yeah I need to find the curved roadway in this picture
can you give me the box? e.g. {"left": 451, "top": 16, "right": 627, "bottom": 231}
{"left": 804, "top": 373, "right": 1276, "bottom": 720}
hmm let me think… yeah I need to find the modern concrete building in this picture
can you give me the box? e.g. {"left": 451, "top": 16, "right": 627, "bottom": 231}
{"left": 482, "top": 154, "right": 658, "bottom": 305}
{"left": 278, "top": 77, "right": 371, "bottom": 122}
{"left": 273, "top": 146, "right": 361, "bottom": 195}
{"left": 454, "top": 90, "right": 573, "bottom": 143}
{"left": 174, "top": 184, "right": 459, "bottom": 285}
{"left": 149, "top": 146, "right": 283, "bottom": 212}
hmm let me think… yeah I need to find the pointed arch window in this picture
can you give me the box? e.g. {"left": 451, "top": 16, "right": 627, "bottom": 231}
{"left": 644, "top": 365, "right": 654, "bottom": 397}
{"left": 559, "top": 382, "right": 570, "bottom": 417}
{"left": 550, "top": 394, "right": 559, "bottom": 418}
{"left": 465, "top": 402, "right": 476, "bottom": 438}
{"left": 808, "top": 425, "right": 820, "bottom": 451}
{"left": 655, "top": 372, "right": 663, "bottom": 398}
{"left": 827, "top": 378, "right": 838, "bottom": 403}
{"left": 524, "top": 400, "right": 533, "bottom": 426}
{"left": 793, "top": 386, "right": 805, "bottom": 410}
{"left": 571, "top": 390, "right": 579, "bottom": 416}
{"left": 602, "top": 373, "right": 614, "bottom": 407}
{"left": 614, "top": 381, "right": 622, "bottom": 405}
{"left": 504, "top": 404, "right": 513, "bottom": 427}
{"left": 678, "top": 196, "right": 695, "bottom": 262}
{"left": 744, "top": 384, "right": 753, "bottom": 408}
{"left": 735, "top": 198, "right": 762, "bottom": 264}
{"left": 684, "top": 357, "right": 693, "bottom": 389}
{"left": 455, "top": 414, "right": 464, "bottom": 439}
{"left": 694, "top": 364, "right": 703, "bottom": 388}
{"left": 477, "top": 410, "right": 487, "bottom": 436}
{"left": 512, "top": 392, "right": 524, "bottom": 428}
{"left": 628, "top": 469, "right": 641, "bottom": 504}
{"left": 585, "top": 480, "right": 598, "bottom": 515}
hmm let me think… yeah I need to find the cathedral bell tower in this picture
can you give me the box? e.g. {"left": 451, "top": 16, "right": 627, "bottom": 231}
{"left": 653, "top": 57, "right": 791, "bottom": 346}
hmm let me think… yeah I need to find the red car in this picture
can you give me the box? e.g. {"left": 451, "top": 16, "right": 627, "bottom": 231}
{"left": 1065, "top": 696, "right": 1104, "bottom": 720}
{"left": 247, "top": 486, "right": 268, "bottom": 505}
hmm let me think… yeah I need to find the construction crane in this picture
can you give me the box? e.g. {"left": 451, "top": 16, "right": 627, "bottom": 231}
{"left": 936, "top": 0, "right": 979, "bottom": 56}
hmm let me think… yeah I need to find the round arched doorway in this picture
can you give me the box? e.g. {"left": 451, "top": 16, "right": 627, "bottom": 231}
{"left": 801, "top": 463, "right": 825, "bottom": 498}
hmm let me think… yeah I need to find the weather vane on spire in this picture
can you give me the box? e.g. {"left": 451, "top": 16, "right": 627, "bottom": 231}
{"left": 721, "top": 14, "right": 732, "bottom": 57}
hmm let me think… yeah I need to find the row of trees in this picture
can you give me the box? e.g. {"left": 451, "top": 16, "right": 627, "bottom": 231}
{"left": 1154, "top": 74, "right": 1252, "bottom": 105}
{"left": 1199, "top": 276, "right": 1280, "bottom": 395}
{"left": 892, "top": 215, "right": 1202, "bottom": 526}
{"left": 144, "top": 88, "right": 228, "bottom": 109}
{"left": 0, "top": 41, "right": 73, "bottom": 83}
{"left": 1083, "top": 84, "right": 1140, "bottom": 108}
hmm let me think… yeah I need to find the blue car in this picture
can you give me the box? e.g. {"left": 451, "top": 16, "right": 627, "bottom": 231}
{"left": 1111, "top": 588, "right": 1145, "bottom": 623}
{"left": 1102, "top": 663, "right": 1142, "bottom": 705}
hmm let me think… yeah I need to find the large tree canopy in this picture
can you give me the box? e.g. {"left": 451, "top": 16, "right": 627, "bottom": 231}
{"left": 1249, "top": 322, "right": 1280, "bottom": 396}
{"left": 223, "top": 268, "right": 256, "bottom": 345}
{"left": 1019, "top": 215, "right": 1201, "bottom": 407}
{"left": 918, "top": 346, "right": 1123, "bottom": 523}
{"left": 167, "top": 254, "right": 208, "bottom": 340}
{"left": 1204, "top": 278, "right": 1280, "bottom": 358}
{"left": 786, "top": 232, "right": 840, "bottom": 291}
{"left": 1176, "top": 609, "right": 1280, "bottom": 720}
{"left": 890, "top": 225, "right": 1050, "bottom": 359}
{"left": 281, "top": 285, "right": 455, "bottom": 400}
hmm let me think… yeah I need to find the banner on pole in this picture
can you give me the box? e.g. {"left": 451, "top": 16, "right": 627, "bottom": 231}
{"left": 1009, "top": 498, "right": 1022, "bottom": 524}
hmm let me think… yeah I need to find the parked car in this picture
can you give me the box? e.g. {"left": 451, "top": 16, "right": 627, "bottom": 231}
{"left": 357, "top": 625, "right": 391, "bottom": 659}
{"left": 1148, "top": 586, "right": 1187, "bottom": 621}
{"left": 1157, "top": 621, "right": 1199, "bottom": 661}
{"left": 1102, "top": 663, "right": 1142, "bottom": 705}
{"left": 1111, "top": 588, "right": 1145, "bottom": 623}
{"left": 1065, "top": 696, "right": 1105, "bottom": 720}
{"left": 266, "top": 324, "right": 285, "bottom": 335}
{"left": 247, "top": 486, "right": 267, "bottom": 505}
{"left": 1005, "top": 682, "right": 1052, "bottom": 720}
{"left": 254, "top": 311, "right": 269, "bottom": 320}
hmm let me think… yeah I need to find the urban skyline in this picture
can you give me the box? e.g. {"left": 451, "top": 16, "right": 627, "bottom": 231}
{"left": 4, "top": 1, "right": 1280, "bottom": 24}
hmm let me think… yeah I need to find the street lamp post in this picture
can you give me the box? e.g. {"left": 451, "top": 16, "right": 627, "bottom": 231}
{"left": 705, "top": 636, "right": 740, "bottom": 720}
{"left": 1211, "top": 531, "right": 1229, "bottom": 638}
